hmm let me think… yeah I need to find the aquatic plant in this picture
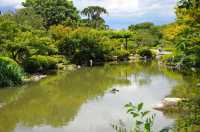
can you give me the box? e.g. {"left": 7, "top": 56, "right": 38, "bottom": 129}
{"left": 112, "top": 102, "right": 155, "bottom": 132}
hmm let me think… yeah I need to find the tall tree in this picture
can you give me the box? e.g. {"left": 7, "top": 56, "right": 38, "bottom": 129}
{"left": 23, "top": 0, "right": 80, "bottom": 27}
{"left": 14, "top": 8, "right": 44, "bottom": 30}
{"left": 176, "top": 0, "right": 200, "bottom": 22}
{"left": 81, "top": 6, "right": 108, "bottom": 28}
{"left": 128, "top": 22, "right": 162, "bottom": 47}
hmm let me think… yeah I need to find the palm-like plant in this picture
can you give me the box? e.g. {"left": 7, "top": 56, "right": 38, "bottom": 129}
{"left": 81, "top": 6, "right": 108, "bottom": 28}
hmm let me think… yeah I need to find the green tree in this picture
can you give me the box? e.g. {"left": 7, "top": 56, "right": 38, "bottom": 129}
{"left": 23, "top": 0, "right": 79, "bottom": 27}
{"left": 176, "top": 0, "right": 200, "bottom": 22}
{"left": 109, "top": 30, "right": 133, "bottom": 50}
{"left": 0, "top": 16, "right": 20, "bottom": 57}
{"left": 128, "top": 22, "right": 155, "bottom": 31}
{"left": 81, "top": 6, "right": 108, "bottom": 28}
{"left": 14, "top": 8, "right": 45, "bottom": 30}
{"left": 0, "top": 8, "right": 48, "bottom": 61}
{"left": 128, "top": 22, "right": 162, "bottom": 47}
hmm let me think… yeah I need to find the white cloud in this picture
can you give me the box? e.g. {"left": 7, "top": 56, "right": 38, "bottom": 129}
{"left": 74, "top": 0, "right": 177, "bottom": 18}
{"left": 0, "top": 0, "right": 177, "bottom": 18}
{"left": 74, "top": 0, "right": 139, "bottom": 17}
{"left": 0, "top": 0, "right": 24, "bottom": 9}
{"left": 74, "top": 0, "right": 177, "bottom": 28}
{"left": 0, "top": 0, "right": 177, "bottom": 28}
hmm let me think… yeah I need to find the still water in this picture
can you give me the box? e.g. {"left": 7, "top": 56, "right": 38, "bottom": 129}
{"left": 0, "top": 62, "right": 187, "bottom": 132}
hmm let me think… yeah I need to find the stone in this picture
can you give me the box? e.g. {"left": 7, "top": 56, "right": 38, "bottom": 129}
{"left": 32, "top": 75, "right": 47, "bottom": 81}
{"left": 23, "top": 75, "right": 47, "bottom": 82}
{"left": 153, "top": 98, "right": 182, "bottom": 111}
{"left": 77, "top": 65, "right": 81, "bottom": 69}
{"left": 0, "top": 103, "right": 5, "bottom": 108}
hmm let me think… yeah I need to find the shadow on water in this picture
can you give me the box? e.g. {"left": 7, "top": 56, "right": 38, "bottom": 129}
{"left": 0, "top": 61, "right": 193, "bottom": 132}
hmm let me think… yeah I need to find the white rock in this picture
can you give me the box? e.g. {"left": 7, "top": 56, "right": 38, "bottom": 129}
{"left": 153, "top": 103, "right": 165, "bottom": 110}
{"left": 32, "top": 75, "right": 47, "bottom": 81}
{"left": 153, "top": 98, "right": 182, "bottom": 110}
{"left": 0, "top": 103, "right": 5, "bottom": 108}
{"left": 26, "top": 75, "right": 47, "bottom": 82}
{"left": 23, "top": 75, "right": 47, "bottom": 82}
{"left": 77, "top": 65, "right": 81, "bottom": 69}
{"left": 162, "top": 98, "right": 182, "bottom": 106}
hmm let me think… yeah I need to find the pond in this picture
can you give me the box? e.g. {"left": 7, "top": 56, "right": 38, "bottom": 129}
{"left": 0, "top": 61, "right": 192, "bottom": 132}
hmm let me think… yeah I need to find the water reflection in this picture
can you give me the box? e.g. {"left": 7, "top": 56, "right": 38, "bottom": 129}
{"left": 0, "top": 62, "right": 185, "bottom": 132}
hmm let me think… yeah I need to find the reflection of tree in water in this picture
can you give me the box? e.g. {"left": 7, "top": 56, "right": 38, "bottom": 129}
{"left": 0, "top": 61, "right": 185, "bottom": 132}
{"left": 138, "top": 74, "right": 152, "bottom": 86}
{"left": 0, "top": 63, "right": 134, "bottom": 132}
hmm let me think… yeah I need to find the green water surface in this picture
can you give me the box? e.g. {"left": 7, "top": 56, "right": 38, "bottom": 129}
{"left": 0, "top": 62, "right": 196, "bottom": 132}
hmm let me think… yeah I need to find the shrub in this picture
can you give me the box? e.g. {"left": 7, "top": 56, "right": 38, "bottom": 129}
{"left": 58, "top": 28, "right": 106, "bottom": 65}
{"left": 51, "top": 55, "right": 69, "bottom": 64}
{"left": 161, "top": 51, "right": 185, "bottom": 66}
{"left": 72, "top": 49, "right": 105, "bottom": 65}
{"left": 111, "top": 49, "right": 130, "bottom": 61}
{"left": 24, "top": 55, "right": 58, "bottom": 73}
{"left": 72, "top": 50, "right": 92, "bottom": 65}
{"left": 137, "top": 48, "right": 153, "bottom": 59}
{"left": 58, "top": 38, "right": 78, "bottom": 58}
{"left": 182, "top": 55, "right": 197, "bottom": 68}
{"left": 161, "top": 54, "right": 175, "bottom": 65}
{"left": 0, "top": 57, "right": 24, "bottom": 87}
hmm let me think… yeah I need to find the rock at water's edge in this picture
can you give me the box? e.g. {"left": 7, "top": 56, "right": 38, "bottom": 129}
{"left": 153, "top": 98, "right": 182, "bottom": 111}
{"left": 23, "top": 75, "right": 47, "bottom": 82}
{"left": 0, "top": 103, "right": 5, "bottom": 108}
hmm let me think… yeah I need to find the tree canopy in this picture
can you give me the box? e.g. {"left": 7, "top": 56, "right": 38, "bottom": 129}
{"left": 23, "top": 0, "right": 80, "bottom": 27}
{"left": 81, "top": 6, "right": 108, "bottom": 29}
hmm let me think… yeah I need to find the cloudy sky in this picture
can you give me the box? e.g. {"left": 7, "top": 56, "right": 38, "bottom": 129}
{"left": 0, "top": 0, "right": 177, "bottom": 29}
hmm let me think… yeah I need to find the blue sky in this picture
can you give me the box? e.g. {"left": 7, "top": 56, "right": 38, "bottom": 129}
{"left": 0, "top": 0, "right": 177, "bottom": 29}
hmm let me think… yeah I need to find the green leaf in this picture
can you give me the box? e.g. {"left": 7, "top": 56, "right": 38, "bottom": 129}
{"left": 136, "top": 120, "right": 143, "bottom": 126}
{"left": 142, "top": 111, "right": 150, "bottom": 117}
{"left": 137, "top": 103, "right": 143, "bottom": 111}
{"left": 131, "top": 112, "right": 139, "bottom": 117}
{"left": 144, "top": 123, "right": 151, "bottom": 131}
{"left": 127, "top": 108, "right": 133, "bottom": 113}
{"left": 124, "top": 102, "right": 132, "bottom": 107}
{"left": 159, "top": 127, "right": 171, "bottom": 132}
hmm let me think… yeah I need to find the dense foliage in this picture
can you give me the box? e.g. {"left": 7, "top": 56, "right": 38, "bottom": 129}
{"left": 23, "top": 0, "right": 79, "bottom": 27}
{"left": 0, "top": 0, "right": 199, "bottom": 93}
{"left": 160, "top": 0, "right": 200, "bottom": 72}
{"left": 129, "top": 22, "right": 162, "bottom": 48}
{"left": 0, "top": 57, "right": 24, "bottom": 87}
{"left": 23, "top": 55, "right": 58, "bottom": 73}
{"left": 137, "top": 48, "right": 154, "bottom": 59}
